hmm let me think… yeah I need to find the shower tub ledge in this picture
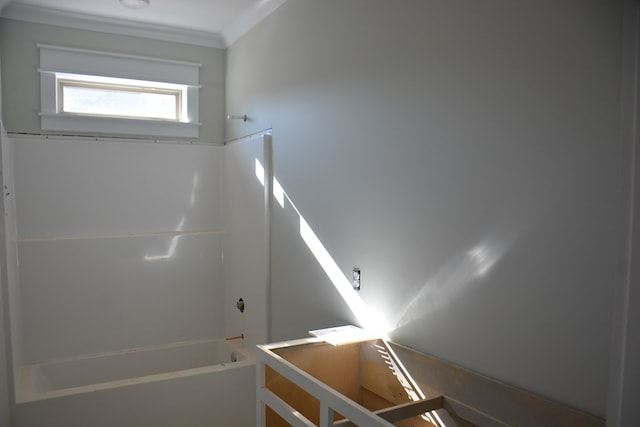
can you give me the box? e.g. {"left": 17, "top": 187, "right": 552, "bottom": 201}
{"left": 14, "top": 338, "right": 256, "bottom": 427}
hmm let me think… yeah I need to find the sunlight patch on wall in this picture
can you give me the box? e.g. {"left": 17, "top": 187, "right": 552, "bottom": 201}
{"left": 255, "top": 158, "right": 265, "bottom": 186}
{"left": 273, "top": 177, "right": 284, "bottom": 208}
{"left": 256, "top": 158, "right": 390, "bottom": 338}
{"left": 144, "top": 217, "right": 185, "bottom": 261}
{"left": 300, "top": 218, "right": 390, "bottom": 337}
{"left": 391, "top": 240, "right": 506, "bottom": 330}
{"left": 145, "top": 170, "right": 203, "bottom": 261}
{"left": 189, "top": 173, "right": 199, "bottom": 207}
{"left": 467, "top": 243, "right": 500, "bottom": 277}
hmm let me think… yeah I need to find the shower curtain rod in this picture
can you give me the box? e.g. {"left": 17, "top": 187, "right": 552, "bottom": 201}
{"left": 224, "top": 128, "right": 272, "bottom": 145}
{"left": 6, "top": 132, "right": 219, "bottom": 146}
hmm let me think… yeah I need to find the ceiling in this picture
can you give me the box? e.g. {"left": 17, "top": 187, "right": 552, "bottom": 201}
{"left": 0, "top": 0, "right": 287, "bottom": 47}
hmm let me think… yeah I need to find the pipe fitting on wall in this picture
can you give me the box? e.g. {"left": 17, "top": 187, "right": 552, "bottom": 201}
{"left": 227, "top": 114, "right": 248, "bottom": 122}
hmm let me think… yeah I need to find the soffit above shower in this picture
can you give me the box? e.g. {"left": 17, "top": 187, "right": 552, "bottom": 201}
{"left": 0, "top": 0, "right": 288, "bottom": 47}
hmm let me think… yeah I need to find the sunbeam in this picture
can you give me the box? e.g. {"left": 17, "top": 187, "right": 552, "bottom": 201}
{"left": 256, "top": 159, "right": 390, "bottom": 338}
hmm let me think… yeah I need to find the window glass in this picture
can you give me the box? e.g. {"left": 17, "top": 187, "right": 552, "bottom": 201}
{"left": 60, "top": 80, "right": 181, "bottom": 121}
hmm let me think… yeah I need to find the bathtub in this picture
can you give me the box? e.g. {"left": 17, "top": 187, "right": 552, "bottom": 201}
{"left": 13, "top": 338, "right": 256, "bottom": 427}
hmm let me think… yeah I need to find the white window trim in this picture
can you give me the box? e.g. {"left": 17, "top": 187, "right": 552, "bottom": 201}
{"left": 38, "top": 44, "right": 201, "bottom": 139}
{"left": 57, "top": 75, "right": 185, "bottom": 122}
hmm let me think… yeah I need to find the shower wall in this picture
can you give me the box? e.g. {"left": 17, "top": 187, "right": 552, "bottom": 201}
{"left": 1, "top": 125, "right": 19, "bottom": 389}
{"left": 0, "top": 122, "right": 11, "bottom": 425}
{"left": 222, "top": 133, "right": 270, "bottom": 347}
{"left": 0, "top": 15, "right": 270, "bottom": 423}
{"left": 9, "top": 135, "right": 226, "bottom": 363}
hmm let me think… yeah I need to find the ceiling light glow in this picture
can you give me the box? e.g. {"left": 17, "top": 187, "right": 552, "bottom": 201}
{"left": 119, "top": 0, "right": 150, "bottom": 10}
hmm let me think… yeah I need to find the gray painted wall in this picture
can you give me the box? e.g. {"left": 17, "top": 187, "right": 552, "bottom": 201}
{"left": 0, "top": 124, "right": 11, "bottom": 427}
{"left": 0, "top": 18, "right": 3, "bottom": 121}
{"left": 226, "top": 0, "right": 623, "bottom": 417}
{"left": 0, "top": 18, "right": 226, "bottom": 144}
{"left": 608, "top": 1, "right": 640, "bottom": 425}
{"left": 0, "top": 14, "right": 11, "bottom": 426}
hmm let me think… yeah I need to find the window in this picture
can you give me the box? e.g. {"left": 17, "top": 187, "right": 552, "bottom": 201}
{"left": 57, "top": 74, "right": 185, "bottom": 122}
{"left": 39, "top": 45, "right": 201, "bottom": 138}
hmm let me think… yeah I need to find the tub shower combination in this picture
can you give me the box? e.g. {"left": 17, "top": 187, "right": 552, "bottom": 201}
{"left": 1, "top": 132, "right": 272, "bottom": 426}
{"left": 19, "top": 338, "right": 249, "bottom": 402}
{"left": 14, "top": 338, "right": 255, "bottom": 427}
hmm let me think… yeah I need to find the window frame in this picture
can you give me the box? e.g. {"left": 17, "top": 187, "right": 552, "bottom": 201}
{"left": 57, "top": 77, "right": 184, "bottom": 122}
{"left": 39, "top": 44, "right": 201, "bottom": 139}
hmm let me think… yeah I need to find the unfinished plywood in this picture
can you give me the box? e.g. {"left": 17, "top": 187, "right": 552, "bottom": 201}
{"left": 388, "top": 343, "right": 605, "bottom": 427}
{"left": 266, "top": 342, "right": 361, "bottom": 425}
{"left": 360, "top": 357, "right": 410, "bottom": 404}
{"left": 265, "top": 364, "right": 321, "bottom": 426}
{"left": 356, "top": 390, "right": 437, "bottom": 427}
{"left": 273, "top": 342, "right": 361, "bottom": 402}
{"left": 360, "top": 388, "right": 395, "bottom": 412}
{"left": 264, "top": 339, "right": 435, "bottom": 427}
{"left": 358, "top": 339, "right": 437, "bottom": 426}
{"left": 259, "top": 336, "right": 604, "bottom": 427}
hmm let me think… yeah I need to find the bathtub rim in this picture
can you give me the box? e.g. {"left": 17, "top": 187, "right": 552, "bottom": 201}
{"left": 16, "top": 337, "right": 255, "bottom": 403}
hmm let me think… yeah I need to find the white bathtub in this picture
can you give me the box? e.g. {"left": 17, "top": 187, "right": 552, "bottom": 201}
{"left": 13, "top": 338, "right": 256, "bottom": 427}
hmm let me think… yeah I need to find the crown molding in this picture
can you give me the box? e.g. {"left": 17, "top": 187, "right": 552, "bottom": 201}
{"left": 1, "top": 2, "right": 227, "bottom": 48}
{"left": 222, "top": 0, "right": 289, "bottom": 47}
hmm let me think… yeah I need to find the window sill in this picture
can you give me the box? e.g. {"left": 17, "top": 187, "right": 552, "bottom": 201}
{"left": 40, "top": 114, "right": 201, "bottom": 139}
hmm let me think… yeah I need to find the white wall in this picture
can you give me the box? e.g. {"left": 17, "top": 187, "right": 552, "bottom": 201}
{"left": 11, "top": 136, "right": 225, "bottom": 362}
{"left": 222, "top": 133, "right": 269, "bottom": 348}
{"left": 12, "top": 362, "right": 255, "bottom": 427}
{"left": 0, "top": 14, "right": 10, "bottom": 422}
{"left": 0, "top": 18, "right": 226, "bottom": 144}
{"left": 0, "top": 17, "right": 3, "bottom": 121}
{"left": 608, "top": 1, "right": 640, "bottom": 425}
{"left": 0, "top": 123, "right": 12, "bottom": 427}
{"left": 226, "top": 0, "right": 624, "bottom": 417}
{"left": 0, "top": 19, "right": 271, "bottom": 422}
{"left": 620, "top": 119, "right": 640, "bottom": 425}
{"left": 1, "top": 126, "right": 20, "bottom": 406}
